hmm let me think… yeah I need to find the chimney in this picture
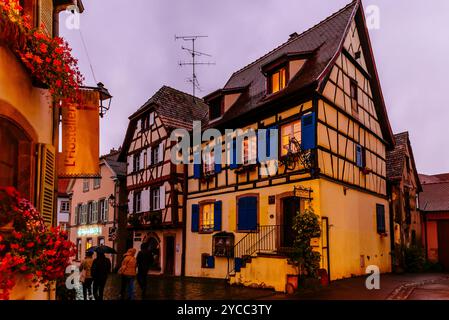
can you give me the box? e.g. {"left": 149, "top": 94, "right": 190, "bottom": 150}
{"left": 289, "top": 32, "right": 298, "bottom": 40}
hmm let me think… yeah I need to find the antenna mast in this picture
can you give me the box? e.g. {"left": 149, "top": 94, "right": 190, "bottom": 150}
{"left": 175, "top": 35, "right": 215, "bottom": 98}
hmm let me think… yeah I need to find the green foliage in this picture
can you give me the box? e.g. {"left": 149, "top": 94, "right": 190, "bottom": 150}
{"left": 404, "top": 245, "right": 425, "bottom": 273}
{"left": 289, "top": 206, "right": 321, "bottom": 278}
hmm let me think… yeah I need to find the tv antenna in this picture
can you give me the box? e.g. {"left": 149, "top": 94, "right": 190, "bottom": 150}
{"left": 175, "top": 35, "right": 215, "bottom": 98}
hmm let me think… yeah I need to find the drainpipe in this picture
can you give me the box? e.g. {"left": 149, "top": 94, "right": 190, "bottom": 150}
{"left": 388, "top": 183, "right": 395, "bottom": 272}
{"left": 181, "top": 163, "right": 188, "bottom": 277}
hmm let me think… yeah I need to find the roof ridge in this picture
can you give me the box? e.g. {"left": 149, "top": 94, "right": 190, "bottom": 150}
{"left": 225, "top": 0, "right": 358, "bottom": 81}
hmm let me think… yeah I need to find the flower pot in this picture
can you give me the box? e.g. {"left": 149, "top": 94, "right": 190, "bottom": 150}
{"left": 285, "top": 274, "right": 299, "bottom": 294}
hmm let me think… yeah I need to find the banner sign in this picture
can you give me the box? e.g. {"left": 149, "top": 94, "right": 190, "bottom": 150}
{"left": 58, "top": 89, "right": 100, "bottom": 178}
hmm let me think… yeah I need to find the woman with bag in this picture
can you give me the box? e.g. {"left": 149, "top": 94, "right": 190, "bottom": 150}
{"left": 79, "top": 251, "right": 94, "bottom": 300}
{"left": 119, "top": 248, "right": 137, "bottom": 300}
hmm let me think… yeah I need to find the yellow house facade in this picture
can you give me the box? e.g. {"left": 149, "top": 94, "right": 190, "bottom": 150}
{"left": 184, "top": 0, "right": 394, "bottom": 292}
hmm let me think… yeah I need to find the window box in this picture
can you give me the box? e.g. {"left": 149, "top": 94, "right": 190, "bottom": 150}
{"left": 144, "top": 211, "right": 162, "bottom": 226}
{"left": 128, "top": 213, "right": 143, "bottom": 228}
{"left": 361, "top": 167, "right": 372, "bottom": 175}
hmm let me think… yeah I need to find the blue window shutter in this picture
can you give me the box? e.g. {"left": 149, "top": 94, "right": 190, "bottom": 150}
{"left": 356, "top": 145, "right": 363, "bottom": 168}
{"left": 214, "top": 201, "right": 222, "bottom": 231}
{"left": 194, "top": 163, "right": 201, "bottom": 179}
{"left": 376, "top": 204, "right": 385, "bottom": 233}
{"left": 214, "top": 162, "right": 222, "bottom": 174}
{"left": 238, "top": 197, "right": 257, "bottom": 231}
{"left": 191, "top": 204, "right": 199, "bottom": 232}
{"left": 230, "top": 139, "right": 238, "bottom": 169}
{"left": 301, "top": 112, "right": 316, "bottom": 150}
{"left": 206, "top": 256, "right": 215, "bottom": 268}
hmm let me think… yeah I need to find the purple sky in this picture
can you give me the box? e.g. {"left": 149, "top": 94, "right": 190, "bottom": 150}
{"left": 60, "top": 0, "right": 449, "bottom": 175}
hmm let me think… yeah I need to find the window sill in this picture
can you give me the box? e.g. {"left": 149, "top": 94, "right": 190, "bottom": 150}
{"left": 199, "top": 230, "right": 215, "bottom": 234}
{"left": 235, "top": 164, "right": 257, "bottom": 174}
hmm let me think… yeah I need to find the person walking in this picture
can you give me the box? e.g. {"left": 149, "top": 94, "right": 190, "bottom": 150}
{"left": 91, "top": 252, "right": 112, "bottom": 301}
{"left": 136, "top": 242, "right": 152, "bottom": 299}
{"left": 119, "top": 248, "right": 137, "bottom": 300}
{"left": 79, "top": 251, "right": 94, "bottom": 300}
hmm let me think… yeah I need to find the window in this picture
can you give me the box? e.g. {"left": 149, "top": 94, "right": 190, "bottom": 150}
{"left": 151, "top": 188, "right": 160, "bottom": 211}
{"left": 99, "top": 199, "right": 108, "bottom": 222}
{"left": 209, "top": 98, "right": 223, "bottom": 120}
{"left": 76, "top": 239, "right": 82, "bottom": 261}
{"left": 133, "top": 153, "right": 141, "bottom": 172}
{"left": 350, "top": 81, "right": 359, "bottom": 114}
{"left": 75, "top": 204, "right": 82, "bottom": 225}
{"left": 149, "top": 113, "right": 155, "bottom": 126}
{"left": 376, "top": 204, "right": 386, "bottom": 234}
{"left": 93, "top": 177, "right": 101, "bottom": 189}
{"left": 81, "top": 204, "right": 87, "bottom": 225}
{"left": 356, "top": 144, "right": 366, "bottom": 168}
{"left": 98, "top": 237, "right": 105, "bottom": 246}
{"left": 200, "top": 203, "right": 215, "bottom": 233}
{"left": 237, "top": 196, "right": 258, "bottom": 231}
{"left": 134, "top": 191, "right": 142, "bottom": 213}
{"left": 203, "top": 151, "right": 215, "bottom": 175}
{"left": 61, "top": 201, "right": 70, "bottom": 212}
{"left": 152, "top": 145, "right": 160, "bottom": 165}
{"left": 269, "top": 67, "right": 287, "bottom": 94}
{"left": 281, "top": 120, "right": 301, "bottom": 156}
{"left": 191, "top": 201, "right": 222, "bottom": 233}
{"left": 242, "top": 136, "right": 257, "bottom": 165}
{"left": 87, "top": 202, "right": 93, "bottom": 224}
{"left": 86, "top": 238, "right": 93, "bottom": 251}
{"left": 83, "top": 179, "right": 89, "bottom": 192}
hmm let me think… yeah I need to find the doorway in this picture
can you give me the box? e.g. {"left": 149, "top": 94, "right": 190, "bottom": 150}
{"left": 164, "top": 236, "right": 175, "bottom": 276}
{"left": 281, "top": 197, "right": 302, "bottom": 248}
{"left": 437, "top": 221, "right": 449, "bottom": 270}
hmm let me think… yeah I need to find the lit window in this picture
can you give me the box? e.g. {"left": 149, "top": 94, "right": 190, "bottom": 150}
{"left": 281, "top": 120, "right": 301, "bottom": 156}
{"left": 98, "top": 238, "right": 105, "bottom": 246}
{"left": 269, "top": 67, "right": 287, "bottom": 94}
{"left": 200, "top": 203, "right": 215, "bottom": 233}
{"left": 151, "top": 188, "right": 160, "bottom": 211}
{"left": 86, "top": 238, "right": 93, "bottom": 251}
{"left": 203, "top": 151, "right": 215, "bottom": 175}
{"left": 243, "top": 136, "right": 257, "bottom": 165}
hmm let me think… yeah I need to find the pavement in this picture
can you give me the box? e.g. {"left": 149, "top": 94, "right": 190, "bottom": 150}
{"left": 75, "top": 272, "right": 449, "bottom": 301}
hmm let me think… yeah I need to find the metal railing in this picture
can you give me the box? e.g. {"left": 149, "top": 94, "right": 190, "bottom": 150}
{"left": 228, "top": 225, "right": 281, "bottom": 276}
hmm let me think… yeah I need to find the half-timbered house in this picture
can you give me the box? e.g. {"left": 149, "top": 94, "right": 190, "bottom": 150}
{"left": 119, "top": 86, "right": 208, "bottom": 276}
{"left": 185, "top": 0, "right": 395, "bottom": 292}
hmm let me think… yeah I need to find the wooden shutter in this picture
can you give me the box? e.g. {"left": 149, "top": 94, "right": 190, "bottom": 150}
{"left": 267, "top": 126, "right": 278, "bottom": 158}
{"left": 191, "top": 204, "right": 199, "bottom": 232}
{"left": 127, "top": 155, "right": 133, "bottom": 174}
{"left": 74, "top": 205, "right": 79, "bottom": 225}
{"left": 214, "top": 201, "right": 222, "bottom": 231}
{"left": 159, "top": 185, "right": 166, "bottom": 210}
{"left": 37, "top": 144, "right": 55, "bottom": 226}
{"left": 128, "top": 191, "right": 134, "bottom": 214}
{"left": 139, "top": 152, "right": 144, "bottom": 170}
{"left": 301, "top": 112, "right": 316, "bottom": 150}
{"left": 39, "top": 0, "right": 53, "bottom": 36}
{"left": 147, "top": 147, "right": 152, "bottom": 167}
{"left": 376, "top": 204, "right": 386, "bottom": 234}
{"left": 158, "top": 143, "right": 164, "bottom": 163}
{"left": 104, "top": 199, "right": 109, "bottom": 221}
{"left": 92, "top": 201, "right": 98, "bottom": 223}
{"left": 194, "top": 163, "right": 201, "bottom": 179}
{"left": 237, "top": 197, "right": 257, "bottom": 231}
{"left": 141, "top": 188, "right": 149, "bottom": 212}
{"left": 230, "top": 139, "right": 238, "bottom": 169}
{"left": 356, "top": 145, "right": 363, "bottom": 168}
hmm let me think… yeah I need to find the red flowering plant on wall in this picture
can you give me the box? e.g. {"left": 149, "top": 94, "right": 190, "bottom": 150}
{"left": 0, "top": 187, "right": 76, "bottom": 300}
{"left": 0, "top": 0, "right": 84, "bottom": 103}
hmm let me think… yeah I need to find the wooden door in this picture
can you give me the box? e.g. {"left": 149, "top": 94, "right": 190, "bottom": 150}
{"left": 282, "top": 197, "right": 300, "bottom": 248}
{"left": 437, "top": 221, "right": 449, "bottom": 270}
{"left": 164, "top": 236, "right": 175, "bottom": 275}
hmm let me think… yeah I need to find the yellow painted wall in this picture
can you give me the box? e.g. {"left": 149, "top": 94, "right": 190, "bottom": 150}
{"left": 0, "top": 46, "right": 53, "bottom": 145}
{"left": 319, "top": 178, "right": 391, "bottom": 279}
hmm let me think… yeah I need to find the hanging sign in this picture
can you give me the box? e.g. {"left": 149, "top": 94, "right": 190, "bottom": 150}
{"left": 58, "top": 89, "right": 100, "bottom": 178}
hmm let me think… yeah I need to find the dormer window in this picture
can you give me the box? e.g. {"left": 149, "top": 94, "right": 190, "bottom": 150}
{"left": 268, "top": 67, "right": 287, "bottom": 94}
{"left": 209, "top": 97, "right": 223, "bottom": 121}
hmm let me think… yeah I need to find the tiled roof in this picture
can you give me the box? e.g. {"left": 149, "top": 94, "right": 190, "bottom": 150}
{"left": 419, "top": 182, "right": 449, "bottom": 212}
{"left": 214, "top": 1, "right": 358, "bottom": 123}
{"left": 57, "top": 179, "right": 70, "bottom": 197}
{"left": 386, "top": 132, "right": 409, "bottom": 180}
{"left": 133, "top": 86, "right": 209, "bottom": 130}
{"left": 101, "top": 150, "right": 126, "bottom": 177}
{"left": 206, "top": 0, "right": 394, "bottom": 147}
{"left": 419, "top": 173, "right": 449, "bottom": 185}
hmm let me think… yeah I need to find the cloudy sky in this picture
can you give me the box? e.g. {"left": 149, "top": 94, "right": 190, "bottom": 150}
{"left": 60, "top": 0, "right": 449, "bottom": 175}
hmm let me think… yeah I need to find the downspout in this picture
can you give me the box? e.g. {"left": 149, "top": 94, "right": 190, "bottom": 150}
{"left": 388, "top": 183, "right": 395, "bottom": 272}
{"left": 181, "top": 163, "right": 188, "bottom": 277}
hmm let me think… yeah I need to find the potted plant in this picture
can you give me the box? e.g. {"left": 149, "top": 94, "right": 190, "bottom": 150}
{"left": 287, "top": 205, "right": 321, "bottom": 293}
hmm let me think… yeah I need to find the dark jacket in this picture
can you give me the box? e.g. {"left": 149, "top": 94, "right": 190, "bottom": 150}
{"left": 136, "top": 250, "right": 153, "bottom": 275}
{"left": 91, "top": 256, "right": 112, "bottom": 281}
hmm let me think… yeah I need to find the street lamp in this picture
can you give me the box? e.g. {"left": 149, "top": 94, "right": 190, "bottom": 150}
{"left": 97, "top": 82, "right": 113, "bottom": 118}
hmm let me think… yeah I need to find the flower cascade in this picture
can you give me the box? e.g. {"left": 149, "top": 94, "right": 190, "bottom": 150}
{"left": 0, "top": 187, "right": 76, "bottom": 300}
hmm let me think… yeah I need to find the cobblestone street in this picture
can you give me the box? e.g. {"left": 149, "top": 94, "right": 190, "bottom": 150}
{"left": 74, "top": 273, "right": 449, "bottom": 300}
